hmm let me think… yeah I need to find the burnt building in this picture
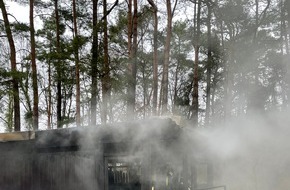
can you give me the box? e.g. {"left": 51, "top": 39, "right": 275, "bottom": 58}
{"left": 0, "top": 118, "right": 218, "bottom": 190}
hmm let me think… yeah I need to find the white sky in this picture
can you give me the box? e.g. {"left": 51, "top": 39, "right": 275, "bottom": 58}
{"left": 6, "top": 2, "right": 29, "bottom": 23}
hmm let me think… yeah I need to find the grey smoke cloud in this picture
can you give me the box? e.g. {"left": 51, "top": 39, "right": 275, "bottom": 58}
{"left": 1, "top": 113, "right": 290, "bottom": 190}
{"left": 194, "top": 109, "right": 290, "bottom": 190}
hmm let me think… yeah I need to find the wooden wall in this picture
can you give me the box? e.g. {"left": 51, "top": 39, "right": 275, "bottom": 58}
{"left": 0, "top": 142, "right": 103, "bottom": 190}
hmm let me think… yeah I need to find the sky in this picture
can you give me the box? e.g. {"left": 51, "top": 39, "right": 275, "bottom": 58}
{"left": 4, "top": 1, "right": 44, "bottom": 30}
{"left": 6, "top": 2, "right": 29, "bottom": 23}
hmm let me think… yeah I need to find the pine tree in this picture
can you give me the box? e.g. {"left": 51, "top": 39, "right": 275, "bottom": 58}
{"left": 30, "top": 0, "right": 39, "bottom": 130}
{"left": 0, "top": 0, "right": 21, "bottom": 131}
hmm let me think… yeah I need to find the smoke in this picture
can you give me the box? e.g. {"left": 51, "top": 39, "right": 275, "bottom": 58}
{"left": 72, "top": 111, "right": 290, "bottom": 190}
{"left": 74, "top": 118, "right": 186, "bottom": 189}
{"left": 4, "top": 111, "right": 288, "bottom": 190}
{"left": 193, "top": 109, "right": 290, "bottom": 190}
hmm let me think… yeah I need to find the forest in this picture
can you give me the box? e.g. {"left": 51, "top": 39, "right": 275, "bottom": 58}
{"left": 0, "top": 0, "right": 289, "bottom": 131}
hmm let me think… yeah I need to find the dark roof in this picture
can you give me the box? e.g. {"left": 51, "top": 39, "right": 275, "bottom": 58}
{"left": 35, "top": 118, "right": 181, "bottom": 149}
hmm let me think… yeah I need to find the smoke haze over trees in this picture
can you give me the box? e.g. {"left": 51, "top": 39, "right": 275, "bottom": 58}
{"left": 0, "top": 0, "right": 289, "bottom": 131}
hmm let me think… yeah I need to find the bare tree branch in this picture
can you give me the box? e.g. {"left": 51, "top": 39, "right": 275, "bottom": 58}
{"left": 101, "top": 0, "right": 119, "bottom": 20}
{"left": 147, "top": 0, "right": 157, "bottom": 11}
{"left": 172, "top": 0, "right": 178, "bottom": 17}
{"left": 7, "top": 13, "right": 20, "bottom": 24}
{"left": 258, "top": 0, "right": 271, "bottom": 26}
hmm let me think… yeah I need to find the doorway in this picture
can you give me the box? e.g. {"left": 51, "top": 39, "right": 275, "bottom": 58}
{"left": 106, "top": 157, "right": 141, "bottom": 190}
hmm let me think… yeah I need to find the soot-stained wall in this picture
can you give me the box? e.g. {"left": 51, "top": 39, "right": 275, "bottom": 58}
{"left": 0, "top": 119, "right": 191, "bottom": 190}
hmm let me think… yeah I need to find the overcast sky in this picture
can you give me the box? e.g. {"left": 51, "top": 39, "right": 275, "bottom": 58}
{"left": 6, "top": 2, "right": 29, "bottom": 23}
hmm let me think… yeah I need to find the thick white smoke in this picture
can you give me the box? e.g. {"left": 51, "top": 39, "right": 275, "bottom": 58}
{"left": 194, "top": 109, "right": 290, "bottom": 190}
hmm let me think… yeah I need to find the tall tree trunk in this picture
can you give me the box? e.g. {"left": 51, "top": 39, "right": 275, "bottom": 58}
{"left": 55, "top": 0, "right": 62, "bottom": 128}
{"left": 127, "top": 0, "right": 138, "bottom": 119}
{"left": 72, "top": 0, "right": 81, "bottom": 126}
{"left": 0, "top": 0, "right": 21, "bottom": 131}
{"left": 132, "top": 0, "right": 138, "bottom": 112}
{"left": 128, "top": 0, "right": 132, "bottom": 60}
{"left": 101, "top": 0, "right": 110, "bottom": 124}
{"left": 161, "top": 0, "right": 176, "bottom": 115}
{"left": 173, "top": 59, "right": 180, "bottom": 114}
{"left": 247, "top": 0, "right": 270, "bottom": 113}
{"left": 100, "top": 0, "right": 118, "bottom": 123}
{"left": 211, "top": 66, "right": 219, "bottom": 121}
{"left": 173, "top": 35, "right": 181, "bottom": 114}
{"left": 224, "top": 23, "right": 235, "bottom": 122}
{"left": 147, "top": 0, "right": 158, "bottom": 116}
{"left": 30, "top": 0, "right": 39, "bottom": 130}
{"left": 7, "top": 93, "right": 14, "bottom": 132}
{"left": 91, "top": 0, "right": 98, "bottom": 126}
{"left": 190, "top": 0, "right": 201, "bottom": 126}
{"left": 205, "top": 1, "right": 212, "bottom": 125}
{"left": 47, "top": 58, "right": 52, "bottom": 129}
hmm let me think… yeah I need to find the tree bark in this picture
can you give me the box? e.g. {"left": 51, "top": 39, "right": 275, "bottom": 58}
{"left": 190, "top": 0, "right": 201, "bottom": 126}
{"left": 161, "top": 0, "right": 176, "bottom": 115}
{"left": 172, "top": 32, "right": 182, "bottom": 115}
{"left": 72, "top": 0, "right": 81, "bottom": 126}
{"left": 101, "top": 0, "right": 111, "bottom": 124}
{"left": 47, "top": 58, "right": 52, "bottom": 129}
{"left": 173, "top": 57, "right": 180, "bottom": 114}
{"left": 30, "top": 0, "right": 39, "bottom": 130}
{"left": 147, "top": 0, "right": 158, "bottom": 116}
{"left": 127, "top": 0, "right": 138, "bottom": 119}
{"left": 0, "top": 0, "right": 21, "bottom": 131}
{"left": 91, "top": 0, "right": 98, "bottom": 126}
{"left": 128, "top": 0, "right": 132, "bottom": 60}
{"left": 54, "top": 0, "right": 62, "bottom": 128}
{"left": 132, "top": 0, "right": 138, "bottom": 111}
{"left": 205, "top": 1, "right": 212, "bottom": 125}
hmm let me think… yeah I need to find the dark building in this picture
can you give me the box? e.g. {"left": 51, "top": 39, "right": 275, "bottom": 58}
{"left": 0, "top": 118, "right": 217, "bottom": 190}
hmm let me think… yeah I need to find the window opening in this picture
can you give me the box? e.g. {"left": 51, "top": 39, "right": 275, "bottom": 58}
{"left": 107, "top": 157, "right": 141, "bottom": 190}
